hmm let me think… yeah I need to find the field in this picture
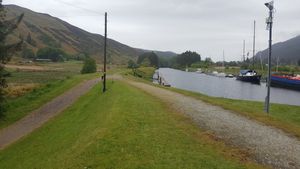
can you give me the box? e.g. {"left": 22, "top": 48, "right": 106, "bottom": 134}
{"left": 0, "top": 81, "right": 263, "bottom": 169}
{"left": 0, "top": 61, "right": 98, "bottom": 129}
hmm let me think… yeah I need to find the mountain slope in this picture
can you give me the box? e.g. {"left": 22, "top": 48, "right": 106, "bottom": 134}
{"left": 255, "top": 35, "right": 300, "bottom": 65}
{"left": 5, "top": 5, "right": 140, "bottom": 63}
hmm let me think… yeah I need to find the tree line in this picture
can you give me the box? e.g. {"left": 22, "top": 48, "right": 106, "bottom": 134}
{"left": 128, "top": 51, "right": 203, "bottom": 69}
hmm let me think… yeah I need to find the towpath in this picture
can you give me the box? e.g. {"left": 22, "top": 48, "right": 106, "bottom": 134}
{"left": 128, "top": 81, "right": 300, "bottom": 169}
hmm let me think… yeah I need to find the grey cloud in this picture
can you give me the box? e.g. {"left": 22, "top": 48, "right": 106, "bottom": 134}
{"left": 4, "top": 0, "right": 300, "bottom": 61}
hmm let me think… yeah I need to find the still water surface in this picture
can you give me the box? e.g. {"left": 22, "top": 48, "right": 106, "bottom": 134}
{"left": 156, "top": 68, "right": 300, "bottom": 106}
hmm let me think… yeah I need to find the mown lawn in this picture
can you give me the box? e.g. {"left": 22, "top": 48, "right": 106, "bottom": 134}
{"left": 0, "top": 81, "right": 264, "bottom": 169}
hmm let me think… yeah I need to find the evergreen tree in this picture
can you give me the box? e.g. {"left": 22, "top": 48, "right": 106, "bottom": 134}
{"left": 0, "top": 1, "right": 24, "bottom": 116}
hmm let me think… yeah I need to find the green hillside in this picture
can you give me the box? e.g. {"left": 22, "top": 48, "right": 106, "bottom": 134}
{"left": 5, "top": 5, "right": 139, "bottom": 64}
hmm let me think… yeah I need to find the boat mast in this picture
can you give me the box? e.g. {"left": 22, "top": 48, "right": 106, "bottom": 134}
{"left": 243, "top": 40, "right": 245, "bottom": 62}
{"left": 253, "top": 20, "right": 256, "bottom": 69}
{"left": 223, "top": 50, "right": 225, "bottom": 68}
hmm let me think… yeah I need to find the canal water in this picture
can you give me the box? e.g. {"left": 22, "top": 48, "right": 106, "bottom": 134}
{"left": 156, "top": 68, "right": 300, "bottom": 106}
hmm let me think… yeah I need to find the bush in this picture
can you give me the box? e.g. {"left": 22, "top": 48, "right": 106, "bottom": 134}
{"left": 81, "top": 58, "right": 97, "bottom": 74}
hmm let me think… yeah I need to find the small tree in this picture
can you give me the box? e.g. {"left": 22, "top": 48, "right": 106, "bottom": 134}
{"left": 0, "top": 2, "right": 24, "bottom": 116}
{"left": 81, "top": 57, "right": 96, "bottom": 74}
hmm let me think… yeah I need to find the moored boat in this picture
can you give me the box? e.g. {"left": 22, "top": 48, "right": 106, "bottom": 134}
{"left": 225, "top": 74, "right": 234, "bottom": 78}
{"left": 236, "top": 70, "right": 261, "bottom": 84}
{"left": 271, "top": 74, "right": 300, "bottom": 91}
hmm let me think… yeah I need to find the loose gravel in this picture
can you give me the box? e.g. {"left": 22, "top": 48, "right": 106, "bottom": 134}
{"left": 129, "top": 81, "right": 300, "bottom": 169}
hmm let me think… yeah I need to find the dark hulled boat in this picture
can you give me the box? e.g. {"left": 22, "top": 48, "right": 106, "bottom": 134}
{"left": 236, "top": 70, "right": 261, "bottom": 84}
{"left": 271, "top": 74, "right": 300, "bottom": 91}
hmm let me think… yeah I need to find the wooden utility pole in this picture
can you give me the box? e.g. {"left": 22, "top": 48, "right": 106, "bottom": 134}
{"left": 103, "top": 12, "right": 107, "bottom": 93}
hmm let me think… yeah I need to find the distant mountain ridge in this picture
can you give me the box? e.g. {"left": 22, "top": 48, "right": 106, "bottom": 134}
{"left": 255, "top": 35, "right": 300, "bottom": 65}
{"left": 5, "top": 5, "right": 176, "bottom": 63}
{"left": 135, "top": 48, "right": 177, "bottom": 58}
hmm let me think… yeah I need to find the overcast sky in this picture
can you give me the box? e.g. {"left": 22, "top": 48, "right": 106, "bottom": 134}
{"left": 4, "top": 0, "right": 300, "bottom": 61}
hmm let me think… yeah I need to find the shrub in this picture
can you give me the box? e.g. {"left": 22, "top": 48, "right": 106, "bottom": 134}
{"left": 81, "top": 58, "right": 97, "bottom": 74}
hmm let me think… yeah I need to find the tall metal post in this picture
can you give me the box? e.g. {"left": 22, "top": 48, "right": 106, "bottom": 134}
{"left": 252, "top": 20, "right": 256, "bottom": 69}
{"left": 264, "top": 1, "right": 274, "bottom": 113}
{"left": 103, "top": 12, "right": 107, "bottom": 93}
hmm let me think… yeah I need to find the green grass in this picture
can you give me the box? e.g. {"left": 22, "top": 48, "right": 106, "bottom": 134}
{"left": 0, "top": 73, "right": 98, "bottom": 129}
{"left": 0, "top": 81, "right": 264, "bottom": 169}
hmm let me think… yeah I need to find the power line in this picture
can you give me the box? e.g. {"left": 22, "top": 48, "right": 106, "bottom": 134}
{"left": 52, "top": 0, "right": 104, "bottom": 16}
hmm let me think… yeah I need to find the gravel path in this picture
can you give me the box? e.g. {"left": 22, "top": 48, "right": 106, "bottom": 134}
{"left": 0, "top": 78, "right": 100, "bottom": 150}
{"left": 128, "top": 81, "right": 300, "bottom": 169}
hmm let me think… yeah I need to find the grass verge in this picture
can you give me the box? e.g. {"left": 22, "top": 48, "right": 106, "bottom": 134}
{"left": 0, "top": 81, "right": 264, "bottom": 169}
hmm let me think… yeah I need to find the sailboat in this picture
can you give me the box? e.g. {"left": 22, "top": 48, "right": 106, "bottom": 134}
{"left": 236, "top": 21, "right": 262, "bottom": 84}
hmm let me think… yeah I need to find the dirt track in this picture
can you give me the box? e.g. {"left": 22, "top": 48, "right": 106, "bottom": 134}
{"left": 128, "top": 81, "right": 300, "bottom": 169}
{"left": 0, "top": 78, "right": 100, "bottom": 149}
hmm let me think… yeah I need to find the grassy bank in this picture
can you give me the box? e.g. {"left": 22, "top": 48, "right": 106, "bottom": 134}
{"left": 127, "top": 67, "right": 156, "bottom": 81}
{"left": 0, "top": 81, "right": 264, "bottom": 169}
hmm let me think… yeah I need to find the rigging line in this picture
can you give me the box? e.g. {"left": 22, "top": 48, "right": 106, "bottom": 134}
{"left": 52, "top": 0, "right": 105, "bottom": 16}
